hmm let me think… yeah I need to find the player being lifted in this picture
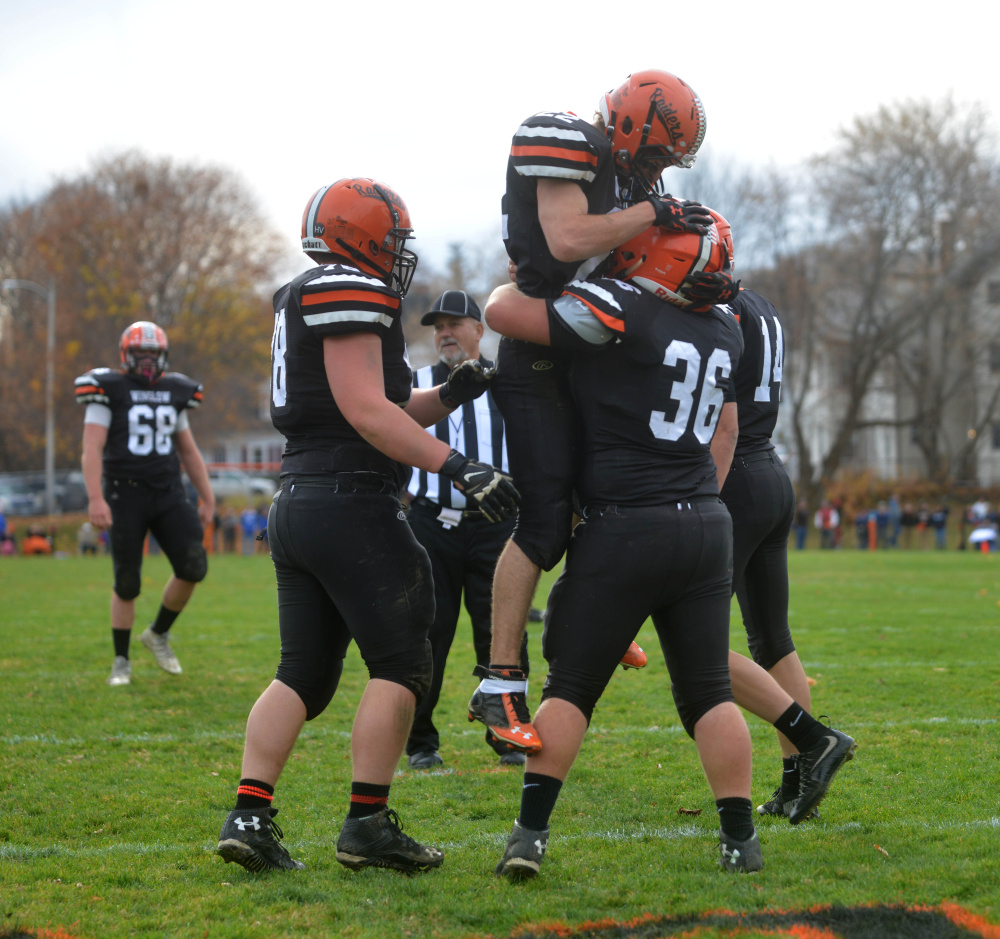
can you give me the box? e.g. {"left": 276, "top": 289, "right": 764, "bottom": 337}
{"left": 469, "top": 69, "right": 738, "bottom": 754}
{"left": 75, "top": 322, "right": 215, "bottom": 686}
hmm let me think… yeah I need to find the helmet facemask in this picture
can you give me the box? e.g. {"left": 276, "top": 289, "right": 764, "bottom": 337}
{"left": 128, "top": 351, "right": 166, "bottom": 383}
{"left": 333, "top": 184, "right": 417, "bottom": 297}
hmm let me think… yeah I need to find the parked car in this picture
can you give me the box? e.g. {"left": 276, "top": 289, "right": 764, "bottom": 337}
{"left": 0, "top": 479, "right": 44, "bottom": 516}
{"left": 205, "top": 468, "right": 277, "bottom": 502}
{"left": 56, "top": 470, "right": 89, "bottom": 512}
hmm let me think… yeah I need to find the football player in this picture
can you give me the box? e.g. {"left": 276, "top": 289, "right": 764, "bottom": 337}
{"left": 485, "top": 216, "right": 761, "bottom": 876}
{"left": 216, "top": 178, "right": 518, "bottom": 875}
{"left": 470, "top": 69, "right": 738, "bottom": 755}
{"left": 76, "top": 322, "right": 214, "bottom": 686}
{"left": 710, "top": 219, "right": 854, "bottom": 823}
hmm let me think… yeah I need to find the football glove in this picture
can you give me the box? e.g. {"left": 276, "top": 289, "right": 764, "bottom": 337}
{"left": 439, "top": 449, "right": 520, "bottom": 523}
{"left": 682, "top": 270, "right": 741, "bottom": 310}
{"left": 439, "top": 359, "right": 495, "bottom": 409}
{"left": 646, "top": 195, "right": 713, "bottom": 236}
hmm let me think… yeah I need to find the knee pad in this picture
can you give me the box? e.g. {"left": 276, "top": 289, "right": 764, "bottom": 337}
{"left": 366, "top": 638, "right": 433, "bottom": 704}
{"left": 746, "top": 628, "right": 796, "bottom": 672}
{"left": 512, "top": 501, "right": 573, "bottom": 572}
{"left": 277, "top": 657, "right": 344, "bottom": 722}
{"left": 176, "top": 544, "right": 208, "bottom": 584}
{"left": 539, "top": 678, "right": 598, "bottom": 725}
{"left": 671, "top": 680, "right": 733, "bottom": 739}
{"left": 114, "top": 570, "right": 142, "bottom": 602}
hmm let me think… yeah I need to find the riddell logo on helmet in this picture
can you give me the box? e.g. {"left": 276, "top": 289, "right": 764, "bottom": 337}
{"left": 303, "top": 238, "right": 326, "bottom": 251}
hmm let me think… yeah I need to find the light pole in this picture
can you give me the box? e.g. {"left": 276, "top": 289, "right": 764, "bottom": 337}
{"left": 1, "top": 278, "right": 56, "bottom": 515}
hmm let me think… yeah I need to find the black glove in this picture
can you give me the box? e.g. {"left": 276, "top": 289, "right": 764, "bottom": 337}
{"left": 682, "top": 270, "right": 740, "bottom": 310}
{"left": 646, "top": 195, "right": 712, "bottom": 235}
{"left": 439, "top": 448, "right": 520, "bottom": 523}
{"left": 439, "top": 359, "right": 495, "bottom": 409}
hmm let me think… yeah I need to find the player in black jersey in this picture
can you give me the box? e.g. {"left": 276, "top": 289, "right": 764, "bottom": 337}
{"left": 75, "top": 321, "right": 214, "bottom": 687}
{"left": 472, "top": 69, "right": 738, "bottom": 754}
{"left": 216, "top": 178, "right": 518, "bottom": 876}
{"left": 714, "top": 264, "right": 854, "bottom": 824}
{"left": 484, "top": 218, "right": 764, "bottom": 876}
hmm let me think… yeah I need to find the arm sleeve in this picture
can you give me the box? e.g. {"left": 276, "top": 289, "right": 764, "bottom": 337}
{"left": 83, "top": 403, "right": 112, "bottom": 427}
{"left": 547, "top": 293, "right": 617, "bottom": 351}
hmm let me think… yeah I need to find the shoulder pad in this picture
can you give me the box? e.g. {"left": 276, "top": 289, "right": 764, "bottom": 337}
{"left": 511, "top": 113, "right": 605, "bottom": 183}
{"left": 161, "top": 372, "right": 205, "bottom": 409}
{"left": 74, "top": 368, "right": 118, "bottom": 405}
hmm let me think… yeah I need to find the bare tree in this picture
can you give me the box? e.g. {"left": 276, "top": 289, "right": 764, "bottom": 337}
{"left": 769, "top": 98, "right": 1000, "bottom": 496}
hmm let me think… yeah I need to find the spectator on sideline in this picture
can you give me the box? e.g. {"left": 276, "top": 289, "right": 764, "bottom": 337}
{"left": 888, "top": 493, "right": 902, "bottom": 547}
{"left": 814, "top": 500, "right": 838, "bottom": 549}
{"left": 219, "top": 506, "right": 238, "bottom": 553}
{"left": 240, "top": 505, "right": 257, "bottom": 556}
{"left": 793, "top": 500, "right": 809, "bottom": 550}
{"left": 404, "top": 290, "right": 528, "bottom": 770}
{"left": 21, "top": 524, "right": 53, "bottom": 556}
{"left": 78, "top": 521, "right": 99, "bottom": 556}
{"left": 900, "top": 502, "right": 918, "bottom": 549}
{"left": 916, "top": 502, "right": 932, "bottom": 550}
{"left": 930, "top": 503, "right": 950, "bottom": 550}
{"left": 875, "top": 501, "right": 890, "bottom": 549}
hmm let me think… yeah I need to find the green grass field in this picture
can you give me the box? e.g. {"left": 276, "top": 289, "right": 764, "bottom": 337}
{"left": 1, "top": 550, "right": 999, "bottom": 938}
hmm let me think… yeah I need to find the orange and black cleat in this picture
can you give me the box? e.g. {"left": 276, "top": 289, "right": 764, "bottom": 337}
{"left": 620, "top": 640, "right": 648, "bottom": 670}
{"left": 468, "top": 665, "right": 542, "bottom": 755}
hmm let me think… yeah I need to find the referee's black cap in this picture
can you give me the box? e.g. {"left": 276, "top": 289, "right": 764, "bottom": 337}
{"left": 420, "top": 290, "right": 482, "bottom": 325}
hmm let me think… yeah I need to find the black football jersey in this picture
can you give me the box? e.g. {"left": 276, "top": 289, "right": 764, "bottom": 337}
{"left": 502, "top": 112, "right": 619, "bottom": 298}
{"left": 547, "top": 278, "right": 743, "bottom": 506}
{"left": 74, "top": 369, "right": 203, "bottom": 482}
{"left": 269, "top": 262, "right": 412, "bottom": 486}
{"left": 728, "top": 288, "right": 783, "bottom": 455}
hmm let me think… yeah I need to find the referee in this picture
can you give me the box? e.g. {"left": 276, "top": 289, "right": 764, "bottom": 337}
{"left": 405, "top": 290, "right": 529, "bottom": 769}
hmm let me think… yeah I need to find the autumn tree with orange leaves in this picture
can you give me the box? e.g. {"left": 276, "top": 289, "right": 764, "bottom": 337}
{"left": 0, "top": 151, "right": 292, "bottom": 472}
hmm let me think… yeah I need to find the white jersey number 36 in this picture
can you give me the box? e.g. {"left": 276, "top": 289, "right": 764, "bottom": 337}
{"left": 650, "top": 341, "right": 732, "bottom": 444}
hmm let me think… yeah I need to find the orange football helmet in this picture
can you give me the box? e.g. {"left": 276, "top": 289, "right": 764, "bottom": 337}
{"left": 607, "top": 209, "right": 732, "bottom": 309}
{"left": 120, "top": 321, "right": 169, "bottom": 381}
{"left": 301, "top": 178, "right": 417, "bottom": 296}
{"left": 599, "top": 70, "right": 707, "bottom": 204}
{"left": 711, "top": 209, "right": 735, "bottom": 269}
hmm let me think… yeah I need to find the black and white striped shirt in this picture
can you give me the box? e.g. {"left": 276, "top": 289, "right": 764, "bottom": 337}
{"left": 406, "top": 360, "right": 508, "bottom": 510}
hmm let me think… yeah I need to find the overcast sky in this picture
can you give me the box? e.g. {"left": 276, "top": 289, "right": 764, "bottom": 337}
{"left": 2, "top": 0, "right": 998, "bottom": 277}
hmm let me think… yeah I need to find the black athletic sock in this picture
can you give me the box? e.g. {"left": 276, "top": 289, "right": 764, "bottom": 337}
{"left": 780, "top": 755, "right": 800, "bottom": 801}
{"left": 716, "top": 797, "right": 755, "bottom": 841}
{"left": 151, "top": 604, "right": 181, "bottom": 635}
{"left": 235, "top": 778, "right": 274, "bottom": 810}
{"left": 348, "top": 782, "right": 390, "bottom": 819}
{"left": 517, "top": 772, "right": 562, "bottom": 831}
{"left": 773, "top": 703, "right": 827, "bottom": 751}
{"left": 112, "top": 629, "right": 130, "bottom": 658}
